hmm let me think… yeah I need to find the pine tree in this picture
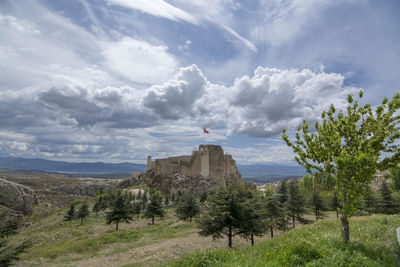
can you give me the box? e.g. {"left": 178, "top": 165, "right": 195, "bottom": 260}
{"left": 240, "top": 193, "right": 267, "bottom": 246}
{"left": 0, "top": 212, "right": 30, "bottom": 266}
{"left": 391, "top": 167, "right": 400, "bottom": 191}
{"left": 64, "top": 204, "right": 75, "bottom": 222}
{"left": 311, "top": 189, "right": 325, "bottom": 221}
{"left": 175, "top": 193, "right": 200, "bottom": 222}
{"left": 378, "top": 181, "right": 396, "bottom": 214}
{"left": 144, "top": 192, "right": 164, "bottom": 224}
{"left": 198, "top": 183, "right": 251, "bottom": 248}
{"left": 200, "top": 191, "right": 208, "bottom": 203}
{"left": 106, "top": 195, "right": 132, "bottom": 230}
{"left": 264, "top": 196, "right": 285, "bottom": 237}
{"left": 362, "top": 186, "right": 375, "bottom": 216}
{"left": 287, "top": 181, "right": 306, "bottom": 228}
{"left": 331, "top": 191, "right": 339, "bottom": 218}
{"left": 133, "top": 202, "right": 141, "bottom": 218}
{"left": 76, "top": 202, "right": 90, "bottom": 225}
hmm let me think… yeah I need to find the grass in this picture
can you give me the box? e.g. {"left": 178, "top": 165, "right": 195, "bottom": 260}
{"left": 8, "top": 207, "right": 197, "bottom": 266}
{"left": 168, "top": 214, "right": 400, "bottom": 267}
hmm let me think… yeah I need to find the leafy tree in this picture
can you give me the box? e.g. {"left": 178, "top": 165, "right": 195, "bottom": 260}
{"left": 64, "top": 204, "right": 75, "bottom": 222}
{"left": 76, "top": 202, "right": 90, "bottom": 225}
{"left": 283, "top": 91, "right": 400, "bottom": 243}
{"left": 144, "top": 192, "right": 164, "bottom": 224}
{"left": 106, "top": 195, "right": 132, "bottom": 230}
{"left": 175, "top": 193, "right": 200, "bottom": 222}
{"left": 378, "top": 181, "right": 396, "bottom": 214}
{"left": 287, "top": 180, "right": 306, "bottom": 228}
{"left": 311, "top": 189, "right": 325, "bottom": 221}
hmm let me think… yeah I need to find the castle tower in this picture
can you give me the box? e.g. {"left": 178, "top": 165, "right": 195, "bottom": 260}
{"left": 146, "top": 155, "right": 152, "bottom": 171}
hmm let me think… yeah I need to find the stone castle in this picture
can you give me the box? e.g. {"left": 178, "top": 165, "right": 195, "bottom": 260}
{"left": 139, "top": 144, "right": 242, "bottom": 193}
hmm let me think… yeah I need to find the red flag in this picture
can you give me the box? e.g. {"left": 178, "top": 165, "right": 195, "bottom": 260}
{"left": 203, "top": 128, "right": 209, "bottom": 134}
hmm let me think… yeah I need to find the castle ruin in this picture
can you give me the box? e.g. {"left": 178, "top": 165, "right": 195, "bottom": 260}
{"left": 143, "top": 145, "right": 242, "bottom": 192}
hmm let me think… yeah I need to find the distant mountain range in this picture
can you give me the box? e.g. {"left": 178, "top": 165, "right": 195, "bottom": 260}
{"left": 0, "top": 157, "right": 146, "bottom": 174}
{"left": 0, "top": 157, "right": 306, "bottom": 182}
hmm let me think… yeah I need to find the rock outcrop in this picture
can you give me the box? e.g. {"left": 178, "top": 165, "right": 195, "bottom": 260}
{"left": 52, "top": 178, "right": 123, "bottom": 196}
{"left": 130, "top": 144, "right": 242, "bottom": 194}
{"left": 0, "top": 178, "right": 37, "bottom": 215}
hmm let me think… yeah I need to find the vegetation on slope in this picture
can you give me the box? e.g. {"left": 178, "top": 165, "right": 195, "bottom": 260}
{"left": 169, "top": 214, "right": 400, "bottom": 267}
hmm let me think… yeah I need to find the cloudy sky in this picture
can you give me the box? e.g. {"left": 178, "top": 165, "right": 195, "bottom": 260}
{"left": 0, "top": 0, "right": 399, "bottom": 165}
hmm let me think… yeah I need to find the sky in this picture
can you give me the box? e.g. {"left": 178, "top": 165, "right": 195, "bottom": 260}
{"left": 0, "top": 0, "right": 399, "bottom": 165}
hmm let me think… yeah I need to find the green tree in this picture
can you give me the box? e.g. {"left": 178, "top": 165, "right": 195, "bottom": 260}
{"left": 264, "top": 196, "right": 286, "bottom": 237}
{"left": 198, "top": 183, "right": 256, "bottom": 248}
{"left": 198, "top": 185, "right": 242, "bottom": 248}
{"left": 175, "top": 193, "right": 200, "bottom": 222}
{"left": 239, "top": 191, "right": 267, "bottom": 246}
{"left": 144, "top": 192, "right": 164, "bottom": 224}
{"left": 0, "top": 212, "right": 30, "bottom": 266}
{"left": 311, "top": 189, "right": 325, "bottom": 221}
{"left": 200, "top": 191, "right": 208, "bottom": 203}
{"left": 106, "top": 195, "right": 132, "bottom": 230}
{"left": 331, "top": 191, "right": 340, "bottom": 218}
{"left": 287, "top": 181, "right": 306, "bottom": 228}
{"left": 64, "top": 204, "right": 75, "bottom": 222}
{"left": 378, "top": 181, "right": 396, "bottom": 214}
{"left": 390, "top": 167, "right": 400, "bottom": 191}
{"left": 283, "top": 91, "right": 400, "bottom": 243}
{"left": 76, "top": 202, "right": 90, "bottom": 225}
{"left": 362, "top": 186, "right": 376, "bottom": 216}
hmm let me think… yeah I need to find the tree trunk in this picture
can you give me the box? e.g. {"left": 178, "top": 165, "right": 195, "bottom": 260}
{"left": 228, "top": 227, "right": 232, "bottom": 248}
{"left": 341, "top": 215, "right": 350, "bottom": 243}
{"left": 80, "top": 218, "right": 83, "bottom": 225}
{"left": 336, "top": 210, "right": 338, "bottom": 218}
{"left": 251, "top": 234, "right": 254, "bottom": 246}
{"left": 116, "top": 220, "right": 119, "bottom": 231}
{"left": 152, "top": 216, "right": 154, "bottom": 225}
{"left": 189, "top": 216, "right": 192, "bottom": 222}
{"left": 270, "top": 226, "right": 274, "bottom": 238}
{"left": 315, "top": 210, "right": 318, "bottom": 221}
{"left": 292, "top": 213, "right": 295, "bottom": 228}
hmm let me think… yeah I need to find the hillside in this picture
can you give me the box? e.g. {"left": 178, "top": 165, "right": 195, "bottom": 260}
{"left": 7, "top": 209, "right": 399, "bottom": 266}
{"left": 170, "top": 214, "right": 400, "bottom": 267}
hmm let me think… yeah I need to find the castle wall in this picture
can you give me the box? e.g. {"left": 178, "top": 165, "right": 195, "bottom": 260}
{"left": 154, "top": 156, "right": 191, "bottom": 176}
{"left": 147, "top": 144, "right": 241, "bottom": 186}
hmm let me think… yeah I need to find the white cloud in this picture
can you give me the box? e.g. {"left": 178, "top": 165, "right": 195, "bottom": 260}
{"left": 201, "top": 67, "right": 359, "bottom": 137}
{"left": 223, "top": 26, "right": 258, "bottom": 53}
{"left": 102, "top": 37, "right": 179, "bottom": 85}
{"left": 144, "top": 65, "right": 207, "bottom": 119}
{"left": 108, "top": 0, "right": 197, "bottom": 24}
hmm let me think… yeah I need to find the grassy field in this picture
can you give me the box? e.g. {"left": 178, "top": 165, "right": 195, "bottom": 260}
{"left": 7, "top": 202, "right": 400, "bottom": 266}
{"left": 8, "top": 206, "right": 254, "bottom": 267}
{"left": 169, "top": 214, "right": 400, "bottom": 267}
